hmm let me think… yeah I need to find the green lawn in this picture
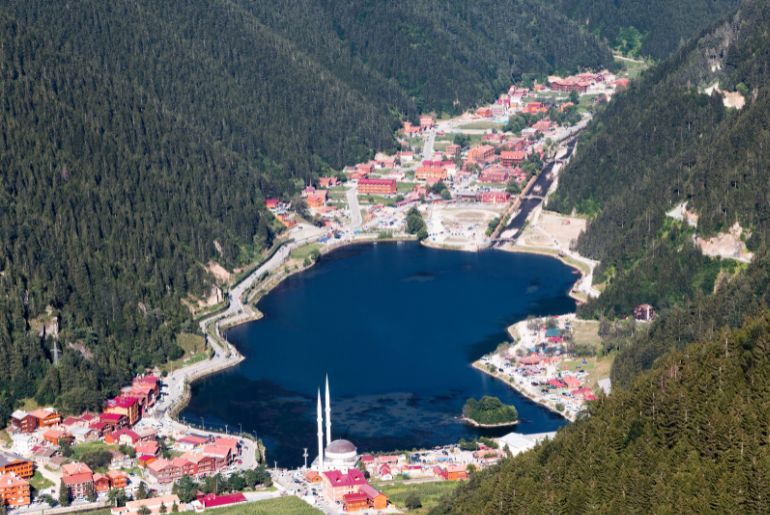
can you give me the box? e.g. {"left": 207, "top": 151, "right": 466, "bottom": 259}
{"left": 397, "top": 182, "right": 416, "bottom": 193}
{"left": 290, "top": 243, "right": 321, "bottom": 261}
{"left": 374, "top": 480, "right": 460, "bottom": 514}
{"left": 71, "top": 441, "right": 116, "bottom": 461}
{"left": 209, "top": 497, "right": 321, "bottom": 514}
{"left": 30, "top": 470, "right": 54, "bottom": 491}
{"left": 162, "top": 332, "right": 208, "bottom": 372}
{"left": 457, "top": 120, "right": 503, "bottom": 130}
{"left": 358, "top": 194, "right": 396, "bottom": 206}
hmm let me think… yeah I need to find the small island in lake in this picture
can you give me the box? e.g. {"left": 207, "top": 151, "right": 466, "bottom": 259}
{"left": 462, "top": 396, "right": 519, "bottom": 427}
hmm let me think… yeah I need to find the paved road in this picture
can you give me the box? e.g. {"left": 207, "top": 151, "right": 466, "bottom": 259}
{"left": 345, "top": 185, "right": 363, "bottom": 229}
{"left": 422, "top": 128, "right": 435, "bottom": 159}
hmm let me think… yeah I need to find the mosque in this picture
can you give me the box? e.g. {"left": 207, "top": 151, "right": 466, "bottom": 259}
{"left": 312, "top": 375, "right": 359, "bottom": 472}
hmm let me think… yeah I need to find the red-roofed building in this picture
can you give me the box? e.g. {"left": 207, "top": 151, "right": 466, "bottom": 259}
{"left": 198, "top": 492, "right": 247, "bottom": 509}
{"left": 500, "top": 150, "right": 526, "bottom": 166}
{"left": 523, "top": 102, "right": 548, "bottom": 115}
{"left": 479, "top": 191, "right": 511, "bottom": 204}
{"left": 445, "top": 144, "right": 460, "bottom": 157}
{"left": 321, "top": 469, "right": 368, "bottom": 502}
{"left": 62, "top": 463, "right": 93, "bottom": 499}
{"left": 107, "top": 470, "right": 128, "bottom": 490}
{"left": 359, "top": 178, "right": 397, "bottom": 195}
{"left": 134, "top": 440, "right": 159, "bottom": 457}
{"left": 359, "top": 484, "right": 388, "bottom": 509}
{"left": 182, "top": 453, "right": 217, "bottom": 477}
{"left": 343, "top": 492, "right": 369, "bottom": 512}
{"left": 202, "top": 445, "right": 231, "bottom": 469}
{"left": 466, "top": 145, "right": 495, "bottom": 163}
{"left": 175, "top": 434, "right": 209, "bottom": 452}
{"left": 532, "top": 119, "right": 553, "bottom": 132}
{"left": 415, "top": 166, "right": 448, "bottom": 183}
{"left": 318, "top": 176, "right": 339, "bottom": 188}
{"left": 105, "top": 429, "right": 140, "bottom": 446}
{"left": 0, "top": 473, "right": 30, "bottom": 507}
{"left": 480, "top": 166, "right": 511, "bottom": 184}
{"left": 614, "top": 78, "right": 630, "bottom": 91}
{"left": 265, "top": 198, "right": 280, "bottom": 210}
{"left": 419, "top": 115, "right": 435, "bottom": 130}
{"left": 93, "top": 473, "right": 111, "bottom": 493}
{"left": 98, "top": 413, "right": 127, "bottom": 431}
{"left": 105, "top": 396, "right": 140, "bottom": 426}
{"left": 10, "top": 411, "right": 38, "bottom": 433}
{"left": 476, "top": 107, "right": 493, "bottom": 118}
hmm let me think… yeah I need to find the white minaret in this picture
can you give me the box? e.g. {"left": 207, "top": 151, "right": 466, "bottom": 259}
{"left": 325, "top": 374, "right": 332, "bottom": 446}
{"left": 316, "top": 389, "right": 325, "bottom": 471}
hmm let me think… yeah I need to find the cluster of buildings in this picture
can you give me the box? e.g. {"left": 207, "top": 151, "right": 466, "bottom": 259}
{"left": 145, "top": 434, "right": 239, "bottom": 484}
{"left": 0, "top": 451, "right": 33, "bottom": 508}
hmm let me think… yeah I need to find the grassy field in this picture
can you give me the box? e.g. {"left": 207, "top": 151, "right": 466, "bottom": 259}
{"left": 615, "top": 54, "right": 650, "bottom": 79}
{"left": 71, "top": 441, "right": 116, "bottom": 461}
{"left": 457, "top": 120, "right": 502, "bottom": 130}
{"left": 207, "top": 497, "right": 321, "bottom": 514}
{"left": 290, "top": 243, "right": 321, "bottom": 261}
{"left": 162, "top": 332, "right": 208, "bottom": 372}
{"left": 374, "top": 480, "right": 460, "bottom": 513}
{"left": 571, "top": 319, "right": 601, "bottom": 348}
{"left": 397, "top": 182, "right": 416, "bottom": 193}
{"left": 30, "top": 470, "right": 54, "bottom": 491}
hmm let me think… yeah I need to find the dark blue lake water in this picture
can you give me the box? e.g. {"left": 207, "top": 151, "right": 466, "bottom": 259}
{"left": 183, "top": 242, "right": 576, "bottom": 468}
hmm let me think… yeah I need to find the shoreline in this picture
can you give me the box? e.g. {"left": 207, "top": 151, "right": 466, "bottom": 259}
{"left": 461, "top": 416, "right": 519, "bottom": 428}
{"left": 471, "top": 361, "right": 576, "bottom": 422}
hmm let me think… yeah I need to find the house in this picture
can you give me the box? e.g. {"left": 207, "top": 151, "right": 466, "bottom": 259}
{"left": 321, "top": 469, "right": 368, "bottom": 502}
{"left": 182, "top": 453, "right": 217, "bottom": 477}
{"left": 9, "top": 410, "right": 38, "bottom": 433}
{"left": 107, "top": 470, "right": 129, "bottom": 490}
{"left": 359, "top": 178, "right": 397, "bottom": 195}
{"left": 105, "top": 429, "right": 140, "bottom": 446}
{"left": 356, "top": 162, "right": 375, "bottom": 175}
{"left": 43, "top": 428, "right": 72, "bottom": 446}
{"left": 343, "top": 492, "right": 369, "bottom": 512}
{"left": 376, "top": 464, "right": 393, "bottom": 480}
{"left": 466, "top": 145, "right": 495, "bottom": 163}
{"left": 62, "top": 462, "right": 94, "bottom": 499}
{"left": 445, "top": 144, "right": 460, "bottom": 157}
{"left": 480, "top": 165, "right": 511, "bottom": 184}
{"left": 98, "top": 412, "right": 128, "bottom": 431}
{"left": 318, "top": 176, "right": 339, "bottom": 188}
{"left": 500, "top": 150, "right": 526, "bottom": 166}
{"left": 415, "top": 166, "right": 448, "bottom": 183}
{"left": 634, "top": 304, "right": 655, "bottom": 322}
{"left": 306, "top": 189, "right": 328, "bottom": 209}
{"left": 374, "top": 153, "right": 397, "bottom": 169}
{"left": 94, "top": 473, "right": 111, "bottom": 493}
{"left": 213, "top": 437, "right": 240, "bottom": 458}
{"left": 479, "top": 191, "right": 511, "bottom": 204}
{"left": 134, "top": 440, "right": 159, "bottom": 457}
{"left": 175, "top": 434, "right": 209, "bottom": 452}
{"left": 104, "top": 396, "right": 140, "bottom": 426}
{"left": 0, "top": 452, "right": 33, "bottom": 479}
{"left": 196, "top": 492, "right": 247, "bottom": 510}
{"left": 0, "top": 473, "right": 30, "bottom": 507}
{"left": 614, "top": 78, "right": 630, "bottom": 91}
{"left": 146, "top": 458, "right": 181, "bottom": 484}
{"left": 264, "top": 198, "right": 280, "bottom": 210}
{"left": 111, "top": 494, "right": 186, "bottom": 515}
{"left": 359, "top": 484, "right": 388, "bottom": 509}
{"left": 531, "top": 119, "right": 553, "bottom": 133}
{"left": 523, "top": 102, "right": 548, "bottom": 115}
{"left": 401, "top": 121, "right": 420, "bottom": 136}
{"left": 476, "top": 107, "right": 493, "bottom": 118}
{"left": 202, "top": 444, "right": 231, "bottom": 468}
{"left": 444, "top": 465, "right": 469, "bottom": 481}
{"left": 30, "top": 408, "right": 61, "bottom": 428}
{"left": 419, "top": 115, "right": 435, "bottom": 130}
{"left": 397, "top": 151, "right": 414, "bottom": 163}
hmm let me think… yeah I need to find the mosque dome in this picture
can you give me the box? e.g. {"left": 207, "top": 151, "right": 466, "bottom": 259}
{"left": 326, "top": 439, "right": 357, "bottom": 455}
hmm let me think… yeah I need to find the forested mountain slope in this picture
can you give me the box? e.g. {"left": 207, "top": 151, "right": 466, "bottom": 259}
{"left": 556, "top": 0, "right": 740, "bottom": 58}
{"left": 437, "top": 312, "right": 770, "bottom": 513}
{"left": 545, "top": 0, "right": 770, "bottom": 389}
{"left": 0, "top": 1, "right": 612, "bottom": 421}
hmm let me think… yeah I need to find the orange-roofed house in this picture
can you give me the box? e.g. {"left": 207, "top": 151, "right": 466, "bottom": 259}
{"left": 318, "top": 176, "right": 339, "bottom": 188}
{"left": 265, "top": 198, "right": 280, "bottom": 210}
{"left": 105, "top": 396, "right": 140, "bottom": 426}
{"left": 30, "top": 408, "right": 61, "bottom": 428}
{"left": 213, "top": 437, "right": 239, "bottom": 457}
{"left": 500, "top": 151, "right": 526, "bottom": 167}
{"left": 305, "top": 470, "right": 322, "bottom": 483}
{"left": 419, "top": 115, "right": 435, "bottom": 129}
{"left": 445, "top": 465, "right": 469, "bottom": 481}
{"left": 107, "top": 470, "right": 128, "bottom": 490}
{"left": 523, "top": 102, "right": 548, "bottom": 115}
{"left": 0, "top": 473, "right": 30, "bottom": 507}
{"left": 343, "top": 492, "right": 369, "bottom": 512}
{"left": 466, "top": 145, "right": 495, "bottom": 163}
{"left": 134, "top": 440, "right": 159, "bottom": 457}
{"left": 306, "top": 189, "right": 328, "bottom": 209}
{"left": 415, "top": 166, "right": 447, "bottom": 183}
{"left": 94, "top": 473, "right": 111, "bottom": 493}
{"left": 180, "top": 452, "right": 216, "bottom": 477}
{"left": 43, "top": 428, "right": 72, "bottom": 446}
{"left": 476, "top": 107, "right": 493, "bottom": 118}
{"left": 360, "top": 484, "right": 388, "bottom": 509}
{"left": 0, "top": 452, "right": 33, "bottom": 479}
{"left": 202, "top": 445, "right": 231, "bottom": 469}
{"left": 62, "top": 463, "right": 94, "bottom": 499}
{"left": 532, "top": 119, "right": 553, "bottom": 132}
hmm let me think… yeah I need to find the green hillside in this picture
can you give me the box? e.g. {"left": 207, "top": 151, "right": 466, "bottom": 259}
{"left": 556, "top": 0, "right": 740, "bottom": 58}
{"left": 0, "top": 1, "right": 613, "bottom": 421}
{"left": 437, "top": 311, "right": 770, "bottom": 513}
{"left": 544, "top": 0, "right": 770, "bottom": 386}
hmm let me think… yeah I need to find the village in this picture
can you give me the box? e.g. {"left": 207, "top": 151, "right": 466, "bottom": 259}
{"left": 266, "top": 71, "right": 629, "bottom": 253}
{"left": 0, "top": 69, "right": 635, "bottom": 515}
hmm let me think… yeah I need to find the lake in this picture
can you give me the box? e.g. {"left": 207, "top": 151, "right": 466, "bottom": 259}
{"left": 182, "top": 242, "right": 577, "bottom": 468}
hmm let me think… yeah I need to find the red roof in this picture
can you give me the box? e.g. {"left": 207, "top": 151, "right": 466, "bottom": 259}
{"left": 99, "top": 413, "right": 125, "bottom": 423}
{"left": 63, "top": 472, "right": 92, "bottom": 485}
{"left": 107, "top": 396, "right": 138, "bottom": 408}
{"left": 343, "top": 492, "right": 368, "bottom": 503}
{"left": 200, "top": 493, "right": 247, "bottom": 508}
{"left": 322, "top": 469, "right": 367, "bottom": 488}
{"left": 359, "top": 178, "right": 396, "bottom": 186}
